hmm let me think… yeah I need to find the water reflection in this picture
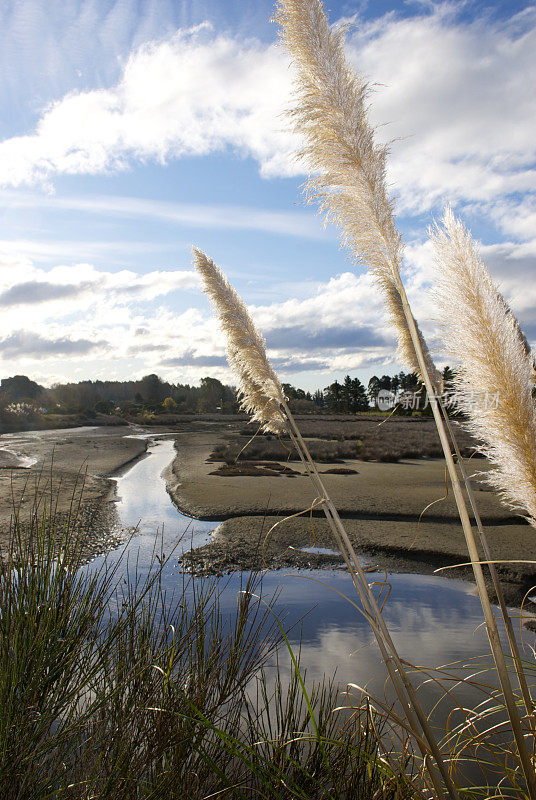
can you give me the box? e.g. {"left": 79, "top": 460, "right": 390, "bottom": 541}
{"left": 113, "top": 438, "right": 214, "bottom": 553}
{"left": 84, "top": 438, "right": 215, "bottom": 580}
{"left": 101, "top": 437, "right": 523, "bottom": 713}
{"left": 214, "top": 569, "right": 501, "bottom": 705}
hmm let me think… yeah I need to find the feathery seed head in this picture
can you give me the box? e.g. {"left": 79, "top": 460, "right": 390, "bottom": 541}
{"left": 432, "top": 209, "right": 536, "bottom": 525}
{"left": 276, "top": 0, "right": 441, "bottom": 392}
{"left": 193, "top": 247, "right": 287, "bottom": 434}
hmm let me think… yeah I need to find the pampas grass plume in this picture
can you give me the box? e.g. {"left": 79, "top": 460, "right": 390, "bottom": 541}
{"left": 432, "top": 209, "right": 536, "bottom": 525}
{"left": 275, "top": 0, "right": 441, "bottom": 390}
{"left": 193, "top": 247, "right": 287, "bottom": 434}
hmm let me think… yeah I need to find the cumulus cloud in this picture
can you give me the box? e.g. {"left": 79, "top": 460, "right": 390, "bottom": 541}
{"left": 0, "top": 262, "right": 198, "bottom": 310}
{"left": 0, "top": 258, "right": 203, "bottom": 377}
{"left": 346, "top": 7, "right": 536, "bottom": 217}
{"left": 0, "top": 4, "right": 534, "bottom": 226}
{"left": 1, "top": 227, "right": 534, "bottom": 386}
{"left": 253, "top": 272, "right": 384, "bottom": 337}
{"left": 0, "top": 24, "right": 297, "bottom": 187}
{"left": 0, "top": 251, "right": 401, "bottom": 383}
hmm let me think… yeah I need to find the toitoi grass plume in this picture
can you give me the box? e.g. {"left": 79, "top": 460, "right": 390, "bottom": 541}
{"left": 275, "top": 0, "right": 441, "bottom": 391}
{"left": 193, "top": 247, "right": 287, "bottom": 434}
{"left": 432, "top": 208, "right": 536, "bottom": 527}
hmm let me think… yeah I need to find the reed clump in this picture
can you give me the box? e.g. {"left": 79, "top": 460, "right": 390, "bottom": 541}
{"left": 0, "top": 494, "right": 410, "bottom": 799}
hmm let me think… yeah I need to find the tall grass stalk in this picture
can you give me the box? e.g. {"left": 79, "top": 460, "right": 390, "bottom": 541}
{"left": 194, "top": 247, "right": 458, "bottom": 799}
{"left": 275, "top": 0, "right": 535, "bottom": 793}
{"left": 438, "top": 400, "right": 536, "bottom": 732}
{"left": 193, "top": 247, "right": 287, "bottom": 435}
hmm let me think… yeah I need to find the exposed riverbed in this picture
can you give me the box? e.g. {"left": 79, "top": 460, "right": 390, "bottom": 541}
{"left": 0, "top": 425, "right": 148, "bottom": 557}
{"left": 167, "top": 430, "right": 536, "bottom": 605}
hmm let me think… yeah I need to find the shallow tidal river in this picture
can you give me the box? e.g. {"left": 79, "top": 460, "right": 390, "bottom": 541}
{"left": 79, "top": 435, "right": 529, "bottom": 720}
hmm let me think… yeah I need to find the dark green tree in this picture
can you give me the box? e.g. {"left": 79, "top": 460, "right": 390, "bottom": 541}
{"left": 1, "top": 375, "right": 43, "bottom": 401}
{"left": 324, "top": 380, "right": 342, "bottom": 412}
{"left": 349, "top": 377, "right": 368, "bottom": 412}
{"left": 313, "top": 389, "right": 324, "bottom": 408}
{"left": 138, "top": 374, "right": 164, "bottom": 404}
{"left": 341, "top": 375, "right": 353, "bottom": 412}
{"left": 197, "top": 377, "right": 236, "bottom": 413}
{"left": 367, "top": 376, "right": 381, "bottom": 403}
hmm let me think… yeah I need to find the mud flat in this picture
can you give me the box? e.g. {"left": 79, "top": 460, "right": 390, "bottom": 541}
{"left": 0, "top": 428, "right": 148, "bottom": 556}
{"left": 168, "top": 430, "right": 536, "bottom": 604}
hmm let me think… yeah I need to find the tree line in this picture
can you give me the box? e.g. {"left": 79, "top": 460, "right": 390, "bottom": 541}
{"left": 0, "top": 368, "right": 455, "bottom": 426}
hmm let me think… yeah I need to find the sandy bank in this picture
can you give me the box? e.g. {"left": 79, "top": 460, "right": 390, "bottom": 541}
{"left": 167, "top": 431, "right": 517, "bottom": 522}
{"left": 168, "top": 430, "right": 536, "bottom": 603}
{"left": 0, "top": 428, "right": 148, "bottom": 556}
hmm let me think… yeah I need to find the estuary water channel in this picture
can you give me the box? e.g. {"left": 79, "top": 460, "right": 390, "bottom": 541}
{"left": 5, "top": 424, "right": 530, "bottom": 783}
{"left": 80, "top": 434, "right": 532, "bottom": 725}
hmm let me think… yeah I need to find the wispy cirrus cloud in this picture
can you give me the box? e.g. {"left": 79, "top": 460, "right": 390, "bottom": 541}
{"left": 2, "top": 192, "right": 329, "bottom": 241}
{"left": 0, "top": 0, "right": 181, "bottom": 135}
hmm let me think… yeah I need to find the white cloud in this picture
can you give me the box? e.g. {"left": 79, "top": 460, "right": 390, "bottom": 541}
{"left": 0, "top": 260, "right": 198, "bottom": 312}
{"left": 488, "top": 197, "right": 536, "bottom": 242}
{"left": 0, "top": 25, "right": 297, "bottom": 187}
{"left": 0, "top": 253, "right": 403, "bottom": 384}
{"left": 0, "top": 3, "right": 534, "bottom": 231}
{"left": 346, "top": 5, "right": 536, "bottom": 213}
{"left": 2, "top": 227, "right": 535, "bottom": 387}
{"left": 0, "top": 258, "right": 200, "bottom": 372}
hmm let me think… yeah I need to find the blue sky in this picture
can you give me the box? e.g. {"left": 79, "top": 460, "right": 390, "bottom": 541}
{"left": 0, "top": 0, "right": 535, "bottom": 391}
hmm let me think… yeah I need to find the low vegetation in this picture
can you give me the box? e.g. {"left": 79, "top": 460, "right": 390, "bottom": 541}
{"left": 210, "top": 415, "right": 479, "bottom": 464}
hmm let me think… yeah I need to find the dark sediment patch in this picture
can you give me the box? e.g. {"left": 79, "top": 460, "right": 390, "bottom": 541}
{"left": 209, "top": 461, "right": 300, "bottom": 477}
{"left": 178, "top": 514, "right": 536, "bottom": 606}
